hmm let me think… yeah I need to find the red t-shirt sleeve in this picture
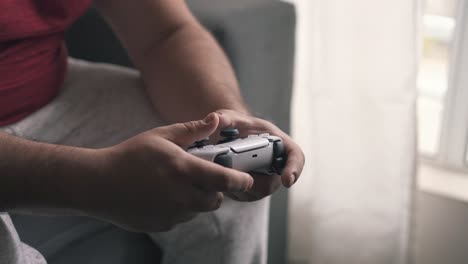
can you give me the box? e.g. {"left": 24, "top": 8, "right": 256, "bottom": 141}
{"left": 0, "top": 0, "right": 93, "bottom": 126}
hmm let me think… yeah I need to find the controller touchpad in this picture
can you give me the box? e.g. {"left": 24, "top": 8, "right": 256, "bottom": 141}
{"left": 229, "top": 138, "right": 269, "bottom": 153}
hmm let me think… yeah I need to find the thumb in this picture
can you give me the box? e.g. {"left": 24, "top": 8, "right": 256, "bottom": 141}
{"left": 157, "top": 113, "right": 219, "bottom": 148}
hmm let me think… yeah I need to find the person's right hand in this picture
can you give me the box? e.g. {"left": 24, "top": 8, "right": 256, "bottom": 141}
{"left": 89, "top": 113, "right": 253, "bottom": 232}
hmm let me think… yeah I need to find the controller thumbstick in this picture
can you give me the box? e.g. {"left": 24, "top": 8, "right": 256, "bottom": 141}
{"left": 218, "top": 128, "right": 240, "bottom": 144}
{"left": 220, "top": 128, "right": 239, "bottom": 138}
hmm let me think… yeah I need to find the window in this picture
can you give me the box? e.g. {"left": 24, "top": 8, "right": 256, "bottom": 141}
{"left": 417, "top": 0, "right": 457, "bottom": 157}
{"left": 418, "top": 0, "right": 468, "bottom": 201}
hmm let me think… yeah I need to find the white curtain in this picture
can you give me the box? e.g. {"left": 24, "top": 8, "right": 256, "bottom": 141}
{"left": 286, "top": 0, "right": 420, "bottom": 263}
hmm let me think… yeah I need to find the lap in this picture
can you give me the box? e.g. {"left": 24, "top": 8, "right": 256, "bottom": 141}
{"left": 151, "top": 198, "right": 269, "bottom": 264}
{"left": 7, "top": 58, "right": 164, "bottom": 148}
{"left": 7, "top": 58, "right": 165, "bottom": 262}
{"left": 10, "top": 214, "right": 161, "bottom": 264}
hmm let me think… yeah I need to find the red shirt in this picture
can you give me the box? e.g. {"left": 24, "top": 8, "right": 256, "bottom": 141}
{"left": 0, "top": 0, "right": 93, "bottom": 126}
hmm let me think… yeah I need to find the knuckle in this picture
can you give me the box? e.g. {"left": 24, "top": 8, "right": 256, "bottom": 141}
{"left": 183, "top": 121, "right": 200, "bottom": 135}
{"left": 196, "top": 198, "right": 212, "bottom": 211}
{"left": 168, "top": 155, "right": 190, "bottom": 177}
{"left": 172, "top": 157, "right": 187, "bottom": 174}
{"left": 198, "top": 201, "right": 216, "bottom": 212}
{"left": 209, "top": 193, "right": 223, "bottom": 210}
{"left": 213, "top": 198, "right": 222, "bottom": 210}
{"left": 219, "top": 174, "right": 234, "bottom": 190}
{"left": 151, "top": 127, "right": 165, "bottom": 136}
{"left": 197, "top": 192, "right": 224, "bottom": 211}
{"left": 240, "top": 117, "right": 254, "bottom": 127}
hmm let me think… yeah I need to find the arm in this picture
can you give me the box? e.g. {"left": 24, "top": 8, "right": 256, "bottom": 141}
{"left": 0, "top": 115, "right": 253, "bottom": 231}
{"left": 94, "top": 0, "right": 305, "bottom": 189}
{"left": 94, "top": 0, "right": 248, "bottom": 122}
{"left": 0, "top": 132, "right": 100, "bottom": 213}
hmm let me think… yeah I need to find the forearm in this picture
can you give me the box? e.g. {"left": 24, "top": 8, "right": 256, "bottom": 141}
{"left": 135, "top": 23, "right": 249, "bottom": 122}
{"left": 0, "top": 132, "right": 102, "bottom": 214}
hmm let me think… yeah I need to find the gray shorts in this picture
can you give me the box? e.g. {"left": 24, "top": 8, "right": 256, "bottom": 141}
{"left": 1, "top": 58, "right": 269, "bottom": 264}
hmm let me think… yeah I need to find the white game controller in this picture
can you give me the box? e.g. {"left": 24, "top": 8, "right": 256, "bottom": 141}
{"left": 187, "top": 129, "right": 287, "bottom": 174}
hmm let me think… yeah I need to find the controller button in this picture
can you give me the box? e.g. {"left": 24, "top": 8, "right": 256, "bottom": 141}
{"left": 203, "top": 145, "right": 215, "bottom": 149}
{"left": 230, "top": 138, "right": 269, "bottom": 153}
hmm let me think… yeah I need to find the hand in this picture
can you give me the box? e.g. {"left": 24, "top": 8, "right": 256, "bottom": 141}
{"left": 214, "top": 109, "right": 305, "bottom": 201}
{"left": 90, "top": 113, "right": 254, "bottom": 232}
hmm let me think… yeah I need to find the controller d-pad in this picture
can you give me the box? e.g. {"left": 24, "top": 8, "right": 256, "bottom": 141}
{"left": 189, "top": 137, "right": 210, "bottom": 148}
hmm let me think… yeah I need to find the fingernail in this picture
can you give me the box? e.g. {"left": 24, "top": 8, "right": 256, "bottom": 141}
{"left": 288, "top": 173, "right": 296, "bottom": 187}
{"left": 245, "top": 176, "right": 254, "bottom": 191}
{"left": 216, "top": 197, "right": 223, "bottom": 209}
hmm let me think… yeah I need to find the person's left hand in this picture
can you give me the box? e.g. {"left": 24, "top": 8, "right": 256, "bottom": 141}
{"left": 211, "top": 109, "right": 305, "bottom": 201}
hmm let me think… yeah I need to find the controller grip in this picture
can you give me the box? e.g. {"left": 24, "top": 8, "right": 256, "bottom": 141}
{"left": 272, "top": 141, "right": 287, "bottom": 173}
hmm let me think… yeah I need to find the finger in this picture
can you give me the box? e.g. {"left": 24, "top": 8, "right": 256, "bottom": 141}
{"left": 185, "top": 154, "right": 254, "bottom": 192}
{"left": 225, "top": 191, "right": 260, "bottom": 202}
{"left": 156, "top": 113, "right": 219, "bottom": 148}
{"left": 206, "top": 109, "right": 305, "bottom": 188}
{"left": 186, "top": 190, "right": 224, "bottom": 212}
{"left": 280, "top": 140, "right": 305, "bottom": 188}
{"left": 249, "top": 172, "right": 282, "bottom": 197}
{"left": 229, "top": 173, "right": 281, "bottom": 202}
{"left": 215, "top": 110, "right": 270, "bottom": 139}
{"left": 172, "top": 212, "right": 198, "bottom": 225}
{"left": 216, "top": 109, "right": 254, "bottom": 131}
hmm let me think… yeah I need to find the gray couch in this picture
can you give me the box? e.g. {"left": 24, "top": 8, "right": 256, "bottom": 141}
{"left": 12, "top": 1, "right": 295, "bottom": 263}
